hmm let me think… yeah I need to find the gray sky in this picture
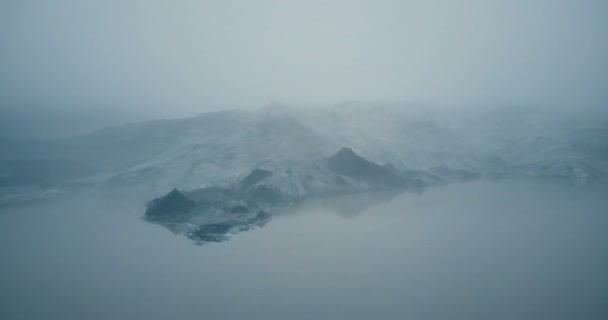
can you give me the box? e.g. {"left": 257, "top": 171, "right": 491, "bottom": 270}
{"left": 1, "top": 0, "right": 607, "bottom": 128}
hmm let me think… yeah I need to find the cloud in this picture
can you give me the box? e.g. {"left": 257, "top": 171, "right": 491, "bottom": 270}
{"left": 1, "top": 0, "right": 606, "bottom": 118}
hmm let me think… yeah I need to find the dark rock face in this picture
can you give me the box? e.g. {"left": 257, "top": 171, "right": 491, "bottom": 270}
{"left": 188, "top": 223, "right": 233, "bottom": 242}
{"left": 185, "top": 209, "right": 273, "bottom": 244}
{"left": 251, "top": 210, "right": 271, "bottom": 221}
{"left": 326, "top": 147, "right": 407, "bottom": 189}
{"left": 240, "top": 169, "right": 272, "bottom": 189}
{"left": 249, "top": 185, "right": 283, "bottom": 204}
{"left": 144, "top": 185, "right": 275, "bottom": 245}
{"left": 145, "top": 188, "right": 195, "bottom": 218}
{"left": 230, "top": 205, "right": 249, "bottom": 214}
{"left": 334, "top": 175, "right": 349, "bottom": 186}
{"left": 382, "top": 163, "right": 400, "bottom": 174}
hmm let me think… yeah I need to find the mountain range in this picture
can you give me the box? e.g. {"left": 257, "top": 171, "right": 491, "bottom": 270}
{"left": 1, "top": 102, "right": 607, "bottom": 213}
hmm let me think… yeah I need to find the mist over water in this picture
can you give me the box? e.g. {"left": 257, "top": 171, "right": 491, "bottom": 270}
{"left": 1, "top": 0, "right": 607, "bottom": 318}
{"left": 1, "top": 180, "right": 606, "bottom": 320}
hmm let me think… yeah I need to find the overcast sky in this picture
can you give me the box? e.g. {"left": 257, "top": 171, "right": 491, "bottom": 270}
{"left": 1, "top": 0, "right": 607, "bottom": 135}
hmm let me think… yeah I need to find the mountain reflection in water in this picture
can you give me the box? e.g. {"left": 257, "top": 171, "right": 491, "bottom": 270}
{"left": 0, "top": 180, "right": 607, "bottom": 320}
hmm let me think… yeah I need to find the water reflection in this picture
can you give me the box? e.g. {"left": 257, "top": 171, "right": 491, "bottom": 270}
{"left": 0, "top": 180, "right": 607, "bottom": 320}
{"left": 285, "top": 190, "right": 406, "bottom": 218}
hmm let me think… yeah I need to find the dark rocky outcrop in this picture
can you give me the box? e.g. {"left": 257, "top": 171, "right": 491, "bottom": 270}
{"left": 249, "top": 185, "right": 283, "bottom": 205}
{"left": 240, "top": 169, "right": 272, "bottom": 189}
{"left": 145, "top": 185, "right": 274, "bottom": 244}
{"left": 382, "top": 163, "right": 400, "bottom": 174}
{"left": 145, "top": 188, "right": 195, "bottom": 218}
{"left": 326, "top": 147, "right": 408, "bottom": 189}
{"left": 230, "top": 205, "right": 249, "bottom": 214}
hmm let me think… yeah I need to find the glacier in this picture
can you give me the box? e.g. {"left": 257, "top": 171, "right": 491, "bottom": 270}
{"left": 1, "top": 102, "right": 606, "bottom": 242}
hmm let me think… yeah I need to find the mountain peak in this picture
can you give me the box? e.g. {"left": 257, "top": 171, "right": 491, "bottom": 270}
{"left": 336, "top": 146, "right": 356, "bottom": 155}
{"left": 326, "top": 147, "right": 373, "bottom": 171}
{"left": 145, "top": 188, "right": 195, "bottom": 217}
{"left": 167, "top": 188, "right": 181, "bottom": 197}
{"left": 326, "top": 147, "right": 378, "bottom": 176}
{"left": 330, "top": 147, "right": 363, "bottom": 161}
{"left": 326, "top": 147, "right": 407, "bottom": 189}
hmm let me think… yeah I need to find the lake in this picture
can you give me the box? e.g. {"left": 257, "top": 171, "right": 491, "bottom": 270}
{"left": 1, "top": 180, "right": 607, "bottom": 320}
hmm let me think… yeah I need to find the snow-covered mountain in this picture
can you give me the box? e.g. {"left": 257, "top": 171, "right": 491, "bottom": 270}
{"left": 3, "top": 102, "right": 606, "bottom": 240}
{"left": 1, "top": 103, "right": 606, "bottom": 201}
{"left": 104, "top": 104, "right": 608, "bottom": 191}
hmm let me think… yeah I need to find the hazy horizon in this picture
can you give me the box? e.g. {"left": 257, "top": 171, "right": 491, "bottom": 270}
{"left": 1, "top": 0, "right": 607, "bottom": 137}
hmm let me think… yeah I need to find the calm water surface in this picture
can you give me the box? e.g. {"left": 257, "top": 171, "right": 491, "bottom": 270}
{"left": 1, "top": 180, "right": 607, "bottom": 320}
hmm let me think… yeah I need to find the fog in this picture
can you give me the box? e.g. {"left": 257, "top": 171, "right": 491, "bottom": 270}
{"left": 1, "top": 2, "right": 608, "bottom": 318}
{"left": 1, "top": 180, "right": 607, "bottom": 319}
{"left": 1, "top": 0, "right": 607, "bottom": 136}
